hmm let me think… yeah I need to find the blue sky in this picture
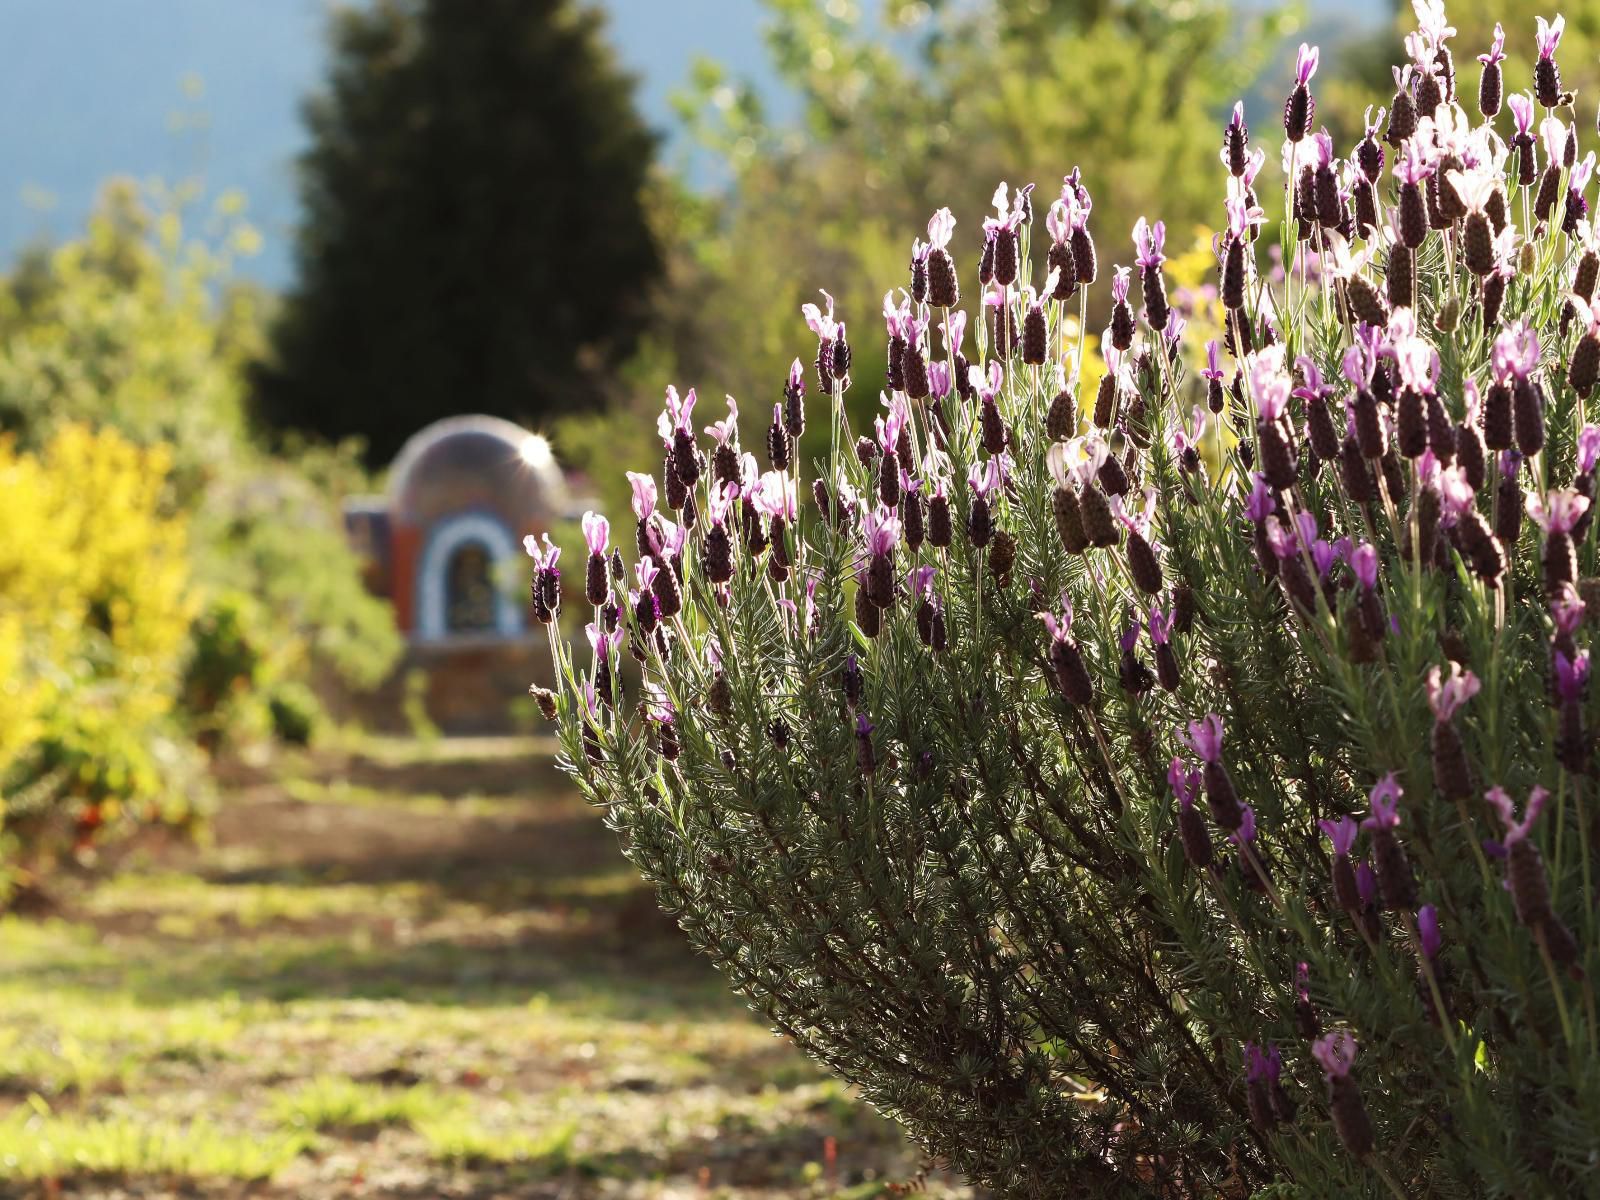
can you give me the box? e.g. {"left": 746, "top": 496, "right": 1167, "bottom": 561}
{"left": 0, "top": 1, "right": 1381, "bottom": 289}
{"left": 0, "top": 0, "right": 779, "bottom": 287}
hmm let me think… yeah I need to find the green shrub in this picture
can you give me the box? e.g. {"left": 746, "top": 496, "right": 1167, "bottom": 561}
{"left": 554, "top": 12, "right": 1600, "bottom": 1196}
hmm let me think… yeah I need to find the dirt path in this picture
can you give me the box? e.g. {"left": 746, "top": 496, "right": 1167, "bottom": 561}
{"left": 0, "top": 736, "right": 967, "bottom": 1199}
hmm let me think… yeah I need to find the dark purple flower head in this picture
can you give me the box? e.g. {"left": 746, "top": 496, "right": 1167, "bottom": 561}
{"left": 1486, "top": 784, "right": 1549, "bottom": 846}
{"left": 1319, "top": 815, "right": 1360, "bottom": 857}
{"left": 1363, "top": 773, "right": 1403, "bottom": 831}
{"left": 1478, "top": 22, "right": 1506, "bottom": 66}
{"left": 1555, "top": 649, "right": 1591, "bottom": 702}
{"left": 582, "top": 511, "right": 610, "bottom": 557}
{"left": 1417, "top": 904, "right": 1442, "bottom": 959}
{"left": 1527, "top": 488, "right": 1591, "bottom": 534}
{"left": 1168, "top": 756, "right": 1201, "bottom": 811}
{"left": 1295, "top": 42, "right": 1320, "bottom": 86}
{"left": 1508, "top": 91, "right": 1536, "bottom": 137}
{"left": 1133, "top": 217, "right": 1166, "bottom": 268}
{"left": 1312, "top": 1031, "right": 1356, "bottom": 1081}
{"left": 1426, "top": 662, "right": 1481, "bottom": 721}
{"left": 1183, "top": 713, "right": 1225, "bottom": 764}
{"left": 1536, "top": 13, "right": 1564, "bottom": 61}
{"left": 627, "top": 471, "right": 657, "bottom": 522}
{"left": 704, "top": 394, "right": 740, "bottom": 447}
{"left": 524, "top": 531, "right": 561, "bottom": 571}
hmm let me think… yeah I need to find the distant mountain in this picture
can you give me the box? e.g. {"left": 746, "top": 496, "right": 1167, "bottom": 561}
{"left": 0, "top": 0, "right": 1385, "bottom": 289}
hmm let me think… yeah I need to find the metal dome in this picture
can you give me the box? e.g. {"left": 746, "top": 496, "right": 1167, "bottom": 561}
{"left": 386, "top": 414, "right": 568, "bottom": 527}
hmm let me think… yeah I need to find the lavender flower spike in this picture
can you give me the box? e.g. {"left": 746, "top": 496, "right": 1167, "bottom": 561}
{"left": 1313, "top": 1031, "right": 1374, "bottom": 1160}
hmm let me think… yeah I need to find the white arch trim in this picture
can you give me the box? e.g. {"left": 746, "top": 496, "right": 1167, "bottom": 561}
{"left": 415, "top": 511, "right": 526, "bottom": 643}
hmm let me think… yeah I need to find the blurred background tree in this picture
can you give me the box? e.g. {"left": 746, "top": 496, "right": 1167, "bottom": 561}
{"left": 252, "top": 0, "right": 663, "bottom": 465}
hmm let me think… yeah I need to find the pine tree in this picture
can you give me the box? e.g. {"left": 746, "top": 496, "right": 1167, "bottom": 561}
{"left": 253, "top": 0, "right": 660, "bottom": 463}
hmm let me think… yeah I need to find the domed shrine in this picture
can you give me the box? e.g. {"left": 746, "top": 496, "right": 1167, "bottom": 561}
{"left": 343, "top": 415, "right": 575, "bottom": 730}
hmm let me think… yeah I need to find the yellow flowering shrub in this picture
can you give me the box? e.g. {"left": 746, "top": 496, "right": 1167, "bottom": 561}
{"left": 0, "top": 424, "right": 200, "bottom": 893}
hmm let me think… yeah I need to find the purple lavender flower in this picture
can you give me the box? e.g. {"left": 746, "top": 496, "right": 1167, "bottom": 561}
{"left": 525, "top": 531, "right": 562, "bottom": 624}
{"left": 1349, "top": 542, "right": 1379, "bottom": 590}
{"left": 1313, "top": 1031, "right": 1374, "bottom": 1159}
{"left": 1363, "top": 773, "right": 1418, "bottom": 910}
{"left": 582, "top": 511, "right": 612, "bottom": 606}
{"left": 1417, "top": 903, "right": 1442, "bottom": 960}
{"left": 1284, "top": 43, "right": 1319, "bottom": 142}
{"left": 1527, "top": 488, "right": 1590, "bottom": 534}
{"left": 1425, "top": 662, "right": 1481, "bottom": 723}
{"left": 1555, "top": 649, "right": 1590, "bottom": 702}
{"left": 1182, "top": 714, "right": 1222, "bottom": 764}
{"left": 1133, "top": 218, "right": 1165, "bottom": 269}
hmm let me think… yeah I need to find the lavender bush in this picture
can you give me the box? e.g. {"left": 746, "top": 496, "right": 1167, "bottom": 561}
{"left": 540, "top": 6, "right": 1600, "bottom": 1194}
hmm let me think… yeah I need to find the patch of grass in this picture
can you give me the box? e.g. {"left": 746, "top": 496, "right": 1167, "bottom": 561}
{"left": 0, "top": 738, "right": 967, "bottom": 1197}
{"left": 269, "top": 1074, "right": 460, "bottom": 1135}
{"left": 418, "top": 1112, "right": 579, "bottom": 1167}
{"left": 0, "top": 1103, "right": 313, "bottom": 1181}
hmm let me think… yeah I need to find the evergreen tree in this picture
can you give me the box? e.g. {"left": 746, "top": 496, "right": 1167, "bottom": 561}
{"left": 254, "top": 0, "right": 660, "bottom": 464}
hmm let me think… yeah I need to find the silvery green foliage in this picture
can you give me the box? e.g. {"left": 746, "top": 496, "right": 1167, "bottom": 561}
{"left": 548, "top": 10, "right": 1600, "bottom": 1195}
